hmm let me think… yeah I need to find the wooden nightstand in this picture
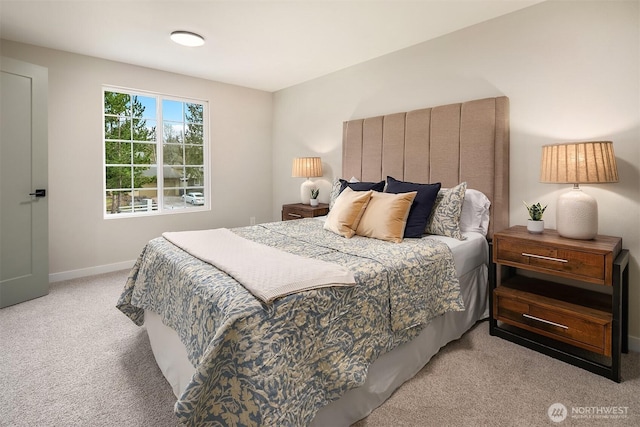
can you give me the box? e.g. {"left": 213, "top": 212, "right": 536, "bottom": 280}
{"left": 489, "top": 225, "right": 629, "bottom": 382}
{"left": 281, "top": 203, "right": 329, "bottom": 221}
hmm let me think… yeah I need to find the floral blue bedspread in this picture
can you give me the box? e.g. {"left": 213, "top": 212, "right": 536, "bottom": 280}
{"left": 117, "top": 219, "right": 464, "bottom": 426}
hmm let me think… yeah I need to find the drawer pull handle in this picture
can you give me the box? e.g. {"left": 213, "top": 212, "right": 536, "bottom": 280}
{"left": 522, "top": 252, "right": 568, "bottom": 263}
{"left": 522, "top": 314, "right": 568, "bottom": 329}
{"left": 287, "top": 213, "right": 302, "bottom": 218}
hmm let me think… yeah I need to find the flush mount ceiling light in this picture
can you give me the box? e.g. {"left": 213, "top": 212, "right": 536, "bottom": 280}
{"left": 170, "top": 31, "right": 205, "bottom": 47}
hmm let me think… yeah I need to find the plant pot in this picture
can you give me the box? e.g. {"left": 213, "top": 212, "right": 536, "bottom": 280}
{"left": 527, "top": 219, "right": 544, "bottom": 234}
{"left": 310, "top": 199, "right": 319, "bottom": 207}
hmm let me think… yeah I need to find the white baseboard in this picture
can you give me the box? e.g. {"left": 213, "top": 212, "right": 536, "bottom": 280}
{"left": 49, "top": 260, "right": 135, "bottom": 283}
{"left": 628, "top": 335, "right": 640, "bottom": 353}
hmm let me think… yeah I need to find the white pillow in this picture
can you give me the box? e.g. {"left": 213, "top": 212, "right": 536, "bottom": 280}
{"left": 459, "top": 189, "right": 491, "bottom": 236}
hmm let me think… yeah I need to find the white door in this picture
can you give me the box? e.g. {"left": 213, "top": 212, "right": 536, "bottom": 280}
{"left": 0, "top": 57, "right": 49, "bottom": 308}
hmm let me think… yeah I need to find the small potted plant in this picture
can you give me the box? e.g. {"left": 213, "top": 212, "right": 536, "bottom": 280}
{"left": 524, "top": 201, "right": 547, "bottom": 234}
{"left": 310, "top": 188, "right": 320, "bottom": 207}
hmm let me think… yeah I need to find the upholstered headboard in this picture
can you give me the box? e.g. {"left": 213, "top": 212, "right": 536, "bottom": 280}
{"left": 342, "top": 96, "right": 509, "bottom": 239}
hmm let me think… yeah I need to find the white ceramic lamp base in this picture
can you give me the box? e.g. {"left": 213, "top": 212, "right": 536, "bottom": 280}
{"left": 300, "top": 179, "right": 315, "bottom": 204}
{"left": 556, "top": 187, "right": 598, "bottom": 240}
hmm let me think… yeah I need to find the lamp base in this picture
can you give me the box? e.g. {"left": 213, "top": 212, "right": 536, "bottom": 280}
{"left": 556, "top": 186, "right": 598, "bottom": 240}
{"left": 300, "top": 179, "right": 315, "bottom": 204}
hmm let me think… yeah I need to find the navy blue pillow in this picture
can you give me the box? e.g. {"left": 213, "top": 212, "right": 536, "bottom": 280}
{"left": 338, "top": 179, "right": 385, "bottom": 194}
{"left": 385, "top": 176, "right": 441, "bottom": 238}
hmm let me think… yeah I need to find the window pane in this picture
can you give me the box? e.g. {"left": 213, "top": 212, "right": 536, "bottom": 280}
{"left": 105, "top": 117, "right": 132, "bottom": 140}
{"left": 163, "top": 166, "right": 184, "bottom": 188}
{"left": 134, "top": 166, "right": 157, "bottom": 189}
{"left": 163, "top": 144, "right": 183, "bottom": 165}
{"left": 118, "top": 118, "right": 132, "bottom": 140}
{"left": 163, "top": 188, "right": 185, "bottom": 211}
{"left": 132, "top": 143, "right": 155, "bottom": 165}
{"left": 132, "top": 189, "right": 158, "bottom": 212}
{"left": 162, "top": 99, "right": 183, "bottom": 122}
{"left": 133, "top": 118, "right": 156, "bottom": 141}
{"left": 104, "top": 92, "right": 131, "bottom": 116}
{"left": 136, "top": 188, "right": 157, "bottom": 203}
{"left": 181, "top": 188, "right": 205, "bottom": 208}
{"left": 137, "top": 165, "right": 160, "bottom": 184}
{"left": 185, "top": 146, "right": 203, "bottom": 165}
{"left": 105, "top": 141, "right": 131, "bottom": 165}
{"left": 185, "top": 167, "right": 204, "bottom": 185}
{"left": 185, "top": 124, "right": 203, "bottom": 144}
{"left": 136, "top": 96, "right": 157, "bottom": 119}
{"left": 185, "top": 103, "right": 203, "bottom": 123}
{"left": 163, "top": 122, "right": 184, "bottom": 143}
{"left": 104, "top": 117, "right": 119, "bottom": 140}
{"left": 105, "top": 166, "right": 132, "bottom": 190}
{"left": 105, "top": 190, "right": 132, "bottom": 214}
{"left": 162, "top": 188, "right": 204, "bottom": 210}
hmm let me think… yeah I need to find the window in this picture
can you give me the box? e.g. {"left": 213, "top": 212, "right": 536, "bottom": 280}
{"left": 103, "top": 88, "right": 208, "bottom": 217}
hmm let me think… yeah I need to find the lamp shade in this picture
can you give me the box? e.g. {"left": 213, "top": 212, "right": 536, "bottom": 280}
{"left": 292, "top": 157, "right": 323, "bottom": 178}
{"left": 540, "top": 141, "right": 618, "bottom": 184}
{"left": 540, "top": 141, "right": 619, "bottom": 240}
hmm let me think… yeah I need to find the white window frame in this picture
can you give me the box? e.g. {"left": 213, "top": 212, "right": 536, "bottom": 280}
{"left": 102, "top": 86, "right": 210, "bottom": 218}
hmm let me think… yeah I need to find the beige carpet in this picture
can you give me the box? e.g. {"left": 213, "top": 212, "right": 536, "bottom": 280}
{"left": 1, "top": 270, "right": 637, "bottom": 427}
{"left": 354, "top": 321, "right": 639, "bottom": 427}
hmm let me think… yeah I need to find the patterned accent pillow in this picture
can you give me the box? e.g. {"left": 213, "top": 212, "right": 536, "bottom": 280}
{"left": 425, "top": 182, "right": 467, "bottom": 240}
{"left": 329, "top": 179, "right": 342, "bottom": 210}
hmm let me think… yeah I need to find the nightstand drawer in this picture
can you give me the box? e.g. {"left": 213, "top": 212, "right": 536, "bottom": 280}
{"left": 281, "top": 203, "right": 329, "bottom": 221}
{"left": 283, "top": 206, "right": 310, "bottom": 220}
{"left": 495, "top": 239, "right": 606, "bottom": 282}
{"left": 494, "top": 285, "right": 612, "bottom": 356}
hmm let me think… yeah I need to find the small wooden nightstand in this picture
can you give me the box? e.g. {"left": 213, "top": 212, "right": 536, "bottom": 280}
{"left": 281, "top": 203, "right": 329, "bottom": 221}
{"left": 490, "top": 225, "right": 629, "bottom": 382}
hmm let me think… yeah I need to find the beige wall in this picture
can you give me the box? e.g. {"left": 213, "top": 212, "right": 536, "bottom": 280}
{"left": 272, "top": 1, "right": 640, "bottom": 342}
{"left": 1, "top": 40, "right": 274, "bottom": 280}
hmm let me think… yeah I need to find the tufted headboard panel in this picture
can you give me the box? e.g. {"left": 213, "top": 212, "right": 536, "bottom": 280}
{"left": 342, "top": 96, "right": 509, "bottom": 238}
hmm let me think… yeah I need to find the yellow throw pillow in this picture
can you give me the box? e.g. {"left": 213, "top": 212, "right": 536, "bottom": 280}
{"left": 355, "top": 191, "right": 417, "bottom": 243}
{"left": 323, "top": 187, "right": 373, "bottom": 238}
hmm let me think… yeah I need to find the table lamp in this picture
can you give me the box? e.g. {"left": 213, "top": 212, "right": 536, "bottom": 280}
{"left": 292, "top": 157, "right": 323, "bottom": 204}
{"left": 540, "top": 141, "right": 618, "bottom": 239}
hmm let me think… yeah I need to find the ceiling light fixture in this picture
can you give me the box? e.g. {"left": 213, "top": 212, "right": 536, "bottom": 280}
{"left": 170, "top": 31, "right": 205, "bottom": 47}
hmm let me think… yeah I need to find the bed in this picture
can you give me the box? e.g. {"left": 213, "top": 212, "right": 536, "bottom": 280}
{"left": 117, "top": 96, "right": 510, "bottom": 426}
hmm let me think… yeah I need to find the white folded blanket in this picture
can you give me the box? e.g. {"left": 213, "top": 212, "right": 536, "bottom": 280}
{"left": 162, "top": 228, "right": 356, "bottom": 303}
